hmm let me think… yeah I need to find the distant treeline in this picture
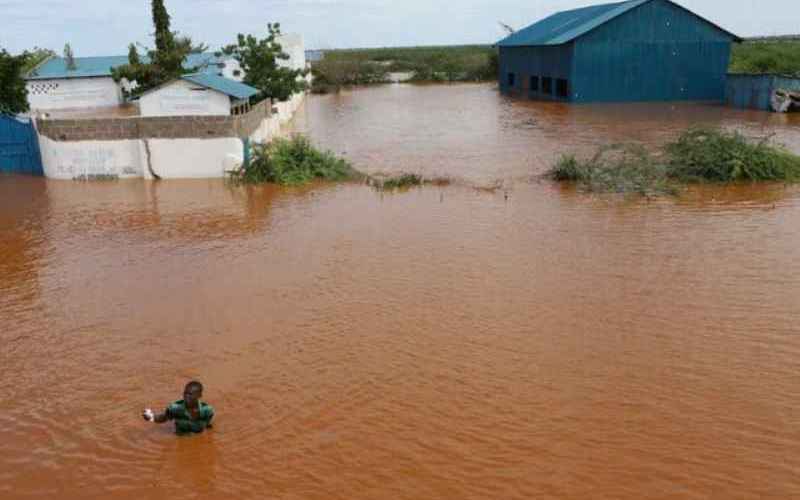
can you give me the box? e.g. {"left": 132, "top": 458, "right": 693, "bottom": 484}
{"left": 744, "top": 35, "right": 800, "bottom": 42}
{"left": 310, "top": 45, "right": 497, "bottom": 93}
{"left": 309, "top": 39, "right": 800, "bottom": 92}
{"left": 731, "top": 40, "right": 800, "bottom": 75}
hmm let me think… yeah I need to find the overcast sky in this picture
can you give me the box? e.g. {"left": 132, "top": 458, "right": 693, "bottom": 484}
{"left": 0, "top": 0, "right": 795, "bottom": 56}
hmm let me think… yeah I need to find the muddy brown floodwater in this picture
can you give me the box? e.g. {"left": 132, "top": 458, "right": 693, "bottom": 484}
{"left": 2, "top": 83, "right": 800, "bottom": 500}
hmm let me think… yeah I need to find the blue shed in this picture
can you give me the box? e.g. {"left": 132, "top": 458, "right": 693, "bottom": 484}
{"left": 497, "top": 0, "right": 741, "bottom": 103}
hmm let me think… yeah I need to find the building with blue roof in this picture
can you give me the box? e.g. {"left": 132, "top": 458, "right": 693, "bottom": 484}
{"left": 138, "top": 73, "right": 260, "bottom": 117}
{"left": 25, "top": 53, "right": 245, "bottom": 112}
{"left": 497, "top": 0, "right": 741, "bottom": 103}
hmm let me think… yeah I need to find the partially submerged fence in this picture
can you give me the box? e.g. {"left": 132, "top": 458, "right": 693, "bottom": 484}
{"left": 0, "top": 115, "right": 43, "bottom": 175}
{"left": 726, "top": 74, "right": 800, "bottom": 112}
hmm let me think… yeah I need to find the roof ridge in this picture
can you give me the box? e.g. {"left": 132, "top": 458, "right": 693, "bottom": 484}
{"left": 496, "top": 0, "right": 739, "bottom": 47}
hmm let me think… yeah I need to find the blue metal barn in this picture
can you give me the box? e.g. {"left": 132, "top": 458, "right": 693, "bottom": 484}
{"left": 497, "top": 0, "right": 741, "bottom": 103}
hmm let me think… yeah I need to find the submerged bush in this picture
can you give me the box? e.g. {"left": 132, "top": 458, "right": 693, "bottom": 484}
{"left": 547, "top": 127, "right": 800, "bottom": 196}
{"left": 232, "top": 135, "right": 359, "bottom": 185}
{"left": 665, "top": 127, "right": 800, "bottom": 183}
{"left": 549, "top": 145, "right": 676, "bottom": 196}
{"left": 378, "top": 174, "right": 423, "bottom": 189}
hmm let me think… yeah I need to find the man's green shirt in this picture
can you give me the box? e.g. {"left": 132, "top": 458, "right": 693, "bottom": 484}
{"left": 165, "top": 400, "right": 215, "bottom": 434}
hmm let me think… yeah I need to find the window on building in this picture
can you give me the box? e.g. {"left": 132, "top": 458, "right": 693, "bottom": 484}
{"left": 530, "top": 76, "right": 540, "bottom": 92}
{"left": 507, "top": 73, "right": 516, "bottom": 88}
{"left": 233, "top": 70, "right": 242, "bottom": 77}
{"left": 556, "top": 79, "right": 570, "bottom": 98}
{"left": 542, "top": 77, "right": 553, "bottom": 95}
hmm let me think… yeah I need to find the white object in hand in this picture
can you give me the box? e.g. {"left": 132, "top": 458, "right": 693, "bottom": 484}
{"left": 144, "top": 408, "right": 155, "bottom": 422}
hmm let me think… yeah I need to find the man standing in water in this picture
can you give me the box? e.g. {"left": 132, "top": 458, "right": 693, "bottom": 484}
{"left": 143, "top": 381, "right": 215, "bottom": 434}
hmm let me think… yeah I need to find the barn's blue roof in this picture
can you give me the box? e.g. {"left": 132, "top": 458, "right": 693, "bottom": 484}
{"left": 26, "top": 53, "right": 230, "bottom": 80}
{"left": 496, "top": 0, "right": 741, "bottom": 47}
{"left": 180, "top": 73, "right": 259, "bottom": 100}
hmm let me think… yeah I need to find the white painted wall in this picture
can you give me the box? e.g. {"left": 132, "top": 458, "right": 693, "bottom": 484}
{"left": 249, "top": 92, "right": 306, "bottom": 143}
{"left": 26, "top": 77, "right": 123, "bottom": 111}
{"left": 139, "top": 80, "right": 232, "bottom": 117}
{"left": 221, "top": 59, "right": 244, "bottom": 82}
{"left": 277, "top": 34, "right": 306, "bottom": 71}
{"left": 38, "top": 135, "right": 144, "bottom": 180}
{"left": 38, "top": 134, "right": 243, "bottom": 180}
{"left": 144, "top": 138, "right": 243, "bottom": 179}
{"left": 36, "top": 89, "right": 307, "bottom": 180}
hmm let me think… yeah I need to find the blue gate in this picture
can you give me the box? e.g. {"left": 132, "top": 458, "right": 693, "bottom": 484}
{"left": 0, "top": 115, "right": 44, "bottom": 176}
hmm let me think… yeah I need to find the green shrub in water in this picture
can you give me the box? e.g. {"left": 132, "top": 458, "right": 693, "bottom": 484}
{"left": 548, "top": 127, "right": 800, "bottom": 196}
{"left": 233, "top": 135, "right": 359, "bottom": 185}
{"left": 549, "top": 145, "right": 676, "bottom": 196}
{"left": 378, "top": 174, "right": 423, "bottom": 190}
{"left": 665, "top": 127, "right": 800, "bottom": 183}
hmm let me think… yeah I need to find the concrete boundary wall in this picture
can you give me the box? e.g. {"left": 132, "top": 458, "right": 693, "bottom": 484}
{"left": 38, "top": 135, "right": 244, "bottom": 180}
{"left": 36, "top": 93, "right": 307, "bottom": 180}
{"left": 37, "top": 99, "right": 273, "bottom": 142}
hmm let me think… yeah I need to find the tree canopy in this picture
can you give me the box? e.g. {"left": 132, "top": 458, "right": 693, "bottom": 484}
{"left": 0, "top": 48, "right": 30, "bottom": 115}
{"left": 111, "top": 0, "right": 200, "bottom": 97}
{"left": 223, "top": 23, "right": 307, "bottom": 102}
{"left": 64, "top": 43, "right": 76, "bottom": 70}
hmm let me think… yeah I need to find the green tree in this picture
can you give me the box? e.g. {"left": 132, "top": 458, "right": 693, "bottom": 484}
{"left": 111, "top": 0, "right": 198, "bottom": 97}
{"left": 21, "top": 47, "right": 56, "bottom": 75}
{"left": 224, "top": 23, "right": 307, "bottom": 102}
{"left": 64, "top": 43, "right": 77, "bottom": 70}
{"left": 0, "top": 48, "right": 29, "bottom": 114}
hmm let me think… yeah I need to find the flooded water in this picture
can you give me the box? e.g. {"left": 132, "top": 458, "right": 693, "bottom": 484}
{"left": 293, "top": 83, "right": 800, "bottom": 187}
{"left": 2, "top": 83, "right": 800, "bottom": 499}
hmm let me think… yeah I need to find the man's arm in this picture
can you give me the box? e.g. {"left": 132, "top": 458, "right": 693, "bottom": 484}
{"left": 205, "top": 407, "right": 215, "bottom": 428}
{"left": 142, "top": 407, "right": 172, "bottom": 423}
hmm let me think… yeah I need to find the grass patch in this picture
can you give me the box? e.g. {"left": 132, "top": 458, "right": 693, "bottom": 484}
{"left": 231, "top": 135, "right": 360, "bottom": 186}
{"left": 548, "top": 127, "right": 800, "bottom": 196}
{"left": 730, "top": 41, "right": 800, "bottom": 76}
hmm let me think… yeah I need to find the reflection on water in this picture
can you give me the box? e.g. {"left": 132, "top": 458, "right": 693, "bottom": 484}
{"left": 2, "top": 84, "right": 800, "bottom": 499}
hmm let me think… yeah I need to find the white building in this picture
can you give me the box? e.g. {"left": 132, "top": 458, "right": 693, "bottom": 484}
{"left": 139, "top": 73, "right": 258, "bottom": 117}
{"left": 25, "top": 56, "right": 129, "bottom": 111}
{"left": 25, "top": 53, "right": 242, "bottom": 112}
{"left": 277, "top": 33, "right": 307, "bottom": 71}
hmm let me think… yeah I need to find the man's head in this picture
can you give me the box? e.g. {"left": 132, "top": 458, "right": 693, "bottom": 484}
{"left": 183, "top": 381, "right": 203, "bottom": 408}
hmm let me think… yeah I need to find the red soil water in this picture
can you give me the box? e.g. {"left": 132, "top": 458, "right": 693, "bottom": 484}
{"left": 2, "top": 83, "right": 799, "bottom": 499}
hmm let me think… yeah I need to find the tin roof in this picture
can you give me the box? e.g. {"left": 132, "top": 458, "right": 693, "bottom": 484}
{"left": 26, "top": 53, "right": 230, "bottom": 80}
{"left": 180, "top": 73, "right": 259, "bottom": 100}
{"left": 497, "top": 0, "right": 741, "bottom": 47}
{"left": 26, "top": 55, "right": 130, "bottom": 80}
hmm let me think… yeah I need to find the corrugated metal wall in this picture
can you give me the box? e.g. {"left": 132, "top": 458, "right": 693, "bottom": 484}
{"left": 500, "top": 0, "right": 735, "bottom": 103}
{"left": 499, "top": 45, "right": 574, "bottom": 101}
{"left": 573, "top": 0, "right": 732, "bottom": 102}
{"left": 726, "top": 74, "right": 800, "bottom": 111}
{"left": 572, "top": 41, "right": 730, "bottom": 102}
{"left": 0, "top": 115, "right": 44, "bottom": 176}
